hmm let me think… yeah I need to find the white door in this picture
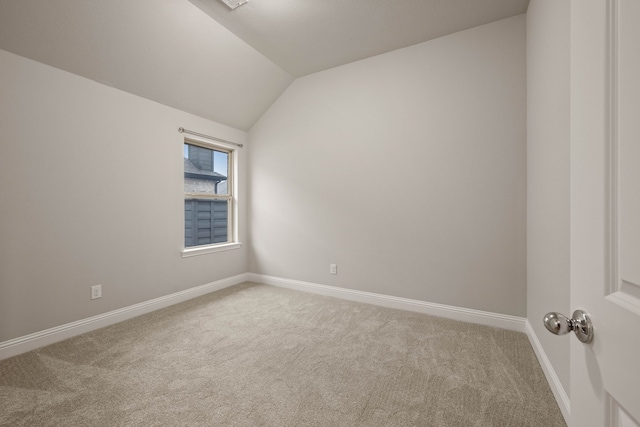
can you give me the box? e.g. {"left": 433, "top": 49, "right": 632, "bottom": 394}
{"left": 569, "top": 0, "right": 640, "bottom": 425}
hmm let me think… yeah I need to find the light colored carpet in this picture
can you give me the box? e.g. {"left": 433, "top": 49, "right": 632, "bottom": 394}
{"left": 0, "top": 282, "right": 566, "bottom": 426}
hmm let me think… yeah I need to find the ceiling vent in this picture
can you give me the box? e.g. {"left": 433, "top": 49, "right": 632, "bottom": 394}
{"left": 218, "top": 0, "right": 248, "bottom": 10}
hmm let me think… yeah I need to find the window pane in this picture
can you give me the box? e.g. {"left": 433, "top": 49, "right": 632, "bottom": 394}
{"left": 184, "top": 199, "right": 228, "bottom": 247}
{"left": 184, "top": 144, "right": 229, "bottom": 196}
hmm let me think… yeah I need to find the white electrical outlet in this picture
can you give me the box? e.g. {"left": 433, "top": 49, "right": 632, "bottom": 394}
{"left": 91, "top": 285, "right": 102, "bottom": 300}
{"left": 330, "top": 264, "right": 337, "bottom": 275}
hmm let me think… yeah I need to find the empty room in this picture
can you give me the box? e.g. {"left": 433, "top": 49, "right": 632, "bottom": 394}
{"left": 1, "top": 0, "right": 639, "bottom": 426}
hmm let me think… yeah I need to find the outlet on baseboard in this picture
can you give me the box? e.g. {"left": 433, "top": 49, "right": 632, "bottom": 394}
{"left": 330, "top": 264, "right": 337, "bottom": 275}
{"left": 91, "top": 285, "right": 102, "bottom": 300}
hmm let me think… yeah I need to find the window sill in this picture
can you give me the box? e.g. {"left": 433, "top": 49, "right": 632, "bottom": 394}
{"left": 181, "top": 242, "right": 242, "bottom": 258}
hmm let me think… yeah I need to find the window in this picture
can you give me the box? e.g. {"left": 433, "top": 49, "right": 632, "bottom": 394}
{"left": 183, "top": 139, "right": 236, "bottom": 253}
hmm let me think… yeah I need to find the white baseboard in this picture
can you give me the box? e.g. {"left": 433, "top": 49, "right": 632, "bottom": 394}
{"left": 3, "top": 270, "right": 568, "bottom": 424}
{"left": 247, "top": 273, "right": 526, "bottom": 333}
{"left": 0, "top": 273, "right": 250, "bottom": 361}
{"left": 525, "top": 320, "right": 570, "bottom": 423}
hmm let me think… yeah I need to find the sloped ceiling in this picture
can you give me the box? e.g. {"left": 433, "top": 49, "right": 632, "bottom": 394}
{"left": 0, "top": 0, "right": 529, "bottom": 130}
{"left": 0, "top": 0, "right": 293, "bottom": 130}
{"left": 190, "top": 0, "right": 530, "bottom": 77}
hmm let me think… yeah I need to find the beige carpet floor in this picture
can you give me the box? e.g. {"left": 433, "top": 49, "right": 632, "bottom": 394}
{"left": 0, "top": 282, "right": 566, "bottom": 426}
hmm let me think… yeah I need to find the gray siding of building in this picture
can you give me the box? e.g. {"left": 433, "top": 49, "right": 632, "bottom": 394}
{"left": 185, "top": 199, "right": 228, "bottom": 247}
{"left": 188, "top": 145, "right": 213, "bottom": 171}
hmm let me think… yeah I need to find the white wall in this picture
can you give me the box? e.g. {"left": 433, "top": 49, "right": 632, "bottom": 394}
{"left": 249, "top": 16, "right": 527, "bottom": 316}
{"left": 0, "top": 49, "right": 248, "bottom": 342}
{"left": 526, "top": 0, "right": 571, "bottom": 397}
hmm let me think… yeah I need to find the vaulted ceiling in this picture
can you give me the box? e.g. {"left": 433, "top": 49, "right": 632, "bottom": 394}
{"left": 0, "top": 0, "right": 529, "bottom": 130}
{"left": 190, "top": 0, "right": 530, "bottom": 77}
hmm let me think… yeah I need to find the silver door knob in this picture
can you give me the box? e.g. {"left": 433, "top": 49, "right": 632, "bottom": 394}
{"left": 543, "top": 309, "right": 594, "bottom": 343}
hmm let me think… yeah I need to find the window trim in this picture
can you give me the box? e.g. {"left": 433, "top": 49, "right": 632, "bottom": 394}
{"left": 181, "top": 136, "right": 240, "bottom": 255}
{"left": 182, "top": 242, "right": 242, "bottom": 258}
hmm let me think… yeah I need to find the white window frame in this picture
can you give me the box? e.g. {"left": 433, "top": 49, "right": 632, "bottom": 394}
{"left": 181, "top": 136, "right": 241, "bottom": 257}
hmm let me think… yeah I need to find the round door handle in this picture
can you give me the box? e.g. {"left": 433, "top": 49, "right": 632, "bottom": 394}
{"left": 543, "top": 309, "right": 594, "bottom": 343}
